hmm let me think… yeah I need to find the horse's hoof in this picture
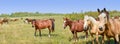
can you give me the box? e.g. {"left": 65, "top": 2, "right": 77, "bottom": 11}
{"left": 74, "top": 40, "right": 78, "bottom": 42}
{"left": 48, "top": 35, "right": 51, "bottom": 37}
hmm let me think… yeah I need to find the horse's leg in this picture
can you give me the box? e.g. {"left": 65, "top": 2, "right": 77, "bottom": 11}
{"left": 107, "top": 37, "right": 110, "bottom": 44}
{"left": 34, "top": 28, "right": 37, "bottom": 36}
{"left": 39, "top": 29, "right": 41, "bottom": 37}
{"left": 72, "top": 31, "right": 75, "bottom": 40}
{"left": 91, "top": 34, "right": 94, "bottom": 44}
{"left": 102, "top": 34, "right": 105, "bottom": 44}
{"left": 48, "top": 28, "right": 51, "bottom": 37}
{"left": 85, "top": 31, "right": 88, "bottom": 40}
{"left": 114, "top": 35, "right": 119, "bottom": 44}
{"left": 95, "top": 33, "right": 100, "bottom": 44}
{"left": 75, "top": 31, "right": 78, "bottom": 41}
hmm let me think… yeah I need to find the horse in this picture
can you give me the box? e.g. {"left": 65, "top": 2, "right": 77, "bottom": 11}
{"left": 84, "top": 15, "right": 105, "bottom": 44}
{"left": 0, "top": 19, "right": 4, "bottom": 25}
{"left": 10, "top": 18, "right": 19, "bottom": 22}
{"left": 63, "top": 18, "right": 88, "bottom": 41}
{"left": 2, "top": 18, "right": 9, "bottom": 24}
{"left": 31, "top": 18, "right": 55, "bottom": 37}
{"left": 98, "top": 8, "right": 120, "bottom": 44}
{"left": 24, "top": 18, "right": 35, "bottom": 24}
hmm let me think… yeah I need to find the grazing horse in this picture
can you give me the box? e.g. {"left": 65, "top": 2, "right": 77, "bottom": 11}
{"left": 3, "top": 18, "right": 9, "bottom": 24}
{"left": 63, "top": 18, "right": 88, "bottom": 41}
{"left": 31, "top": 18, "right": 55, "bottom": 37}
{"left": 10, "top": 18, "right": 19, "bottom": 22}
{"left": 84, "top": 15, "right": 105, "bottom": 44}
{"left": 24, "top": 18, "right": 35, "bottom": 24}
{"left": 98, "top": 8, "right": 120, "bottom": 44}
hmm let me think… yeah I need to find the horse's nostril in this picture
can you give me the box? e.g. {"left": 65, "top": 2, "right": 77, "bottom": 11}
{"left": 84, "top": 27, "right": 88, "bottom": 31}
{"left": 99, "top": 27, "right": 103, "bottom": 31}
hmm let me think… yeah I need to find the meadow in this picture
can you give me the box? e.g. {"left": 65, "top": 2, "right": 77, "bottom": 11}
{"left": 0, "top": 15, "right": 90, "bottom": 44}
{"left": 0, "top": 11, "right": 120, "bottom": 44}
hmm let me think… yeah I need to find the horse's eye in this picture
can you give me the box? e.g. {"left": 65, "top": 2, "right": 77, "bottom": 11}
{"left": 104, "top": 17, "right": 106, "bottom": 18}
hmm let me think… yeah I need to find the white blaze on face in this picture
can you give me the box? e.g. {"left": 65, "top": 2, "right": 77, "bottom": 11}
{"left": 84, "top": 15, "right": 89, "bottom": 28}
{"left": 24, "top": 20, "right": 28, "bottom": 23}
{"left": 63, "top": 21, "right": 66, "bottom": 27}
{"left": 99, "top": 13, "right": 106, "bottom": 19}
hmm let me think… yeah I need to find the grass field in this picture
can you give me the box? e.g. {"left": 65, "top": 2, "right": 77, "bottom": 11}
{"left": 0, "top": 15, "right": 115, "bottom": 44}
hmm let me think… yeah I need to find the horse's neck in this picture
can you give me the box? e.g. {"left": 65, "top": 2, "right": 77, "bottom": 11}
{"left": 105, "top": 19, "right": 115, "bottom": 36}
{"left": 68, "top": 21, "right": 73, "bottom": 29}
{"left": 89, "top": 22, "right": 93, "bottom": 29}
{"left": 89, "top": 17, "right": 97, "bottom": 27}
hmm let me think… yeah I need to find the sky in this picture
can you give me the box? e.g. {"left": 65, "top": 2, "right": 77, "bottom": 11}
{"left": 0, "top": 0, "right": 120, "bottom": 14}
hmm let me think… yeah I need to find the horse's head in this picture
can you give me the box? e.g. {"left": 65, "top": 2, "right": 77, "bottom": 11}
{"left": 31, "top": 20, "right": 36, "bottom": 28}
{"left": 84, "top": 15, "right": 91, "bottom": 31}
{"left": 63, "top": 17, "right": 71, "bottom": 29}
{"left": 98, "top": 8, "right": 109, "bottom": 31}
{"left": 49, "top": 18, "right": 55, "bottom": 22}
{"left": 84, "top": 15, "right": 97, "bottom": 31}
{"left": 24, "top": 18, "right": 28, "bottom": 23}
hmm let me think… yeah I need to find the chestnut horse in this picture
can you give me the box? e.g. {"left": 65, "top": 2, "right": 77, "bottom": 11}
{"left": 3, "top": 18, "right": 9, "bottom": 24}
{"left": 98, "top": 8, "right": 120, "bottom": 44}
{"left": 0, "top": 19, "right": 4, "bottom": 25}
{"left": 63, "top": 18, "right": 88, "bottom": 41}
{"left": 31, "top": 18, "right": 55, "bottom": 37}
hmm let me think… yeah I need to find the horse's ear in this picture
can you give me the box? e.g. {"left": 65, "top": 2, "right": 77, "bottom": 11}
{"left": 103, "top": 8, "right": 106, "bottom": 12}
{"left": 63, "top": 17, "right": 65, "bottom": 19}
{"left": 97, "top": 8, "right": 100, "bottom": 13}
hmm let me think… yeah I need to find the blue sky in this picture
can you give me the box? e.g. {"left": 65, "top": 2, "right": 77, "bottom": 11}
{"left": 0, "top": 0, "right": 120, "bottom": 14}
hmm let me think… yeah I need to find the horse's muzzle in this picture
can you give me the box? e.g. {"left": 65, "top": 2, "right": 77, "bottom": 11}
{"left": 99, "top": 27, "right": 103, "bottom": 31}
{"left": 32, "top": 26, "right": 34, "bottom": 28}
{"left": 64, "top": 27, "right": 66, "bottom": 29}
{"left": 84, "top": 27, "right": 88, "bottom": 31}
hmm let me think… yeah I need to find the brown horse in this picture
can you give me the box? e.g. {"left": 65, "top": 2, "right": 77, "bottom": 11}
{"left": 98, "top": 8, "right": 120, "bottom": 44}
{"left": 31, "top": 18, "right": 55, "bottom": 37}
{"left": 3, "top": 18, "right": 9, "bottom": 24}
{"left": 24, "top": 18, "right": 35, "bottom": 24}
{"left": 10, "top": 18, "right": 19, "bottom": 22}
{"left": 0, "top": 19, "right": 4, "bottom": 25}
{"left": 63, "top": 18, "right": 88, "bottom": 41}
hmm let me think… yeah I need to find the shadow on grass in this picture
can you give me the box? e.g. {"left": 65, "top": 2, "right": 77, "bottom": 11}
{"left": 34, "top": 34, "right": 58, "bottom": 37}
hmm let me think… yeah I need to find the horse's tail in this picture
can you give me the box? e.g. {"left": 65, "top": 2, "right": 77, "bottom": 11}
{"left": 51, "top": 19, "right": 55, "bottom": 32}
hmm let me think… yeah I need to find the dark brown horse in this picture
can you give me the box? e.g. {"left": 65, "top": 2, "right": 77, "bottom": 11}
{"left": 63, "top": 18, "right": 88, "bottom": 41}
{"left": 31, "top": 18, "right": 55, "bottom": 37}
{"left": 24, "top": 18, "right": 35, "bottom": 24}
{"left": 3, "top": 18, "right": 9, "bottom": 24}
{"left": 98, "top": 8, "right": 120, "bottom": 44}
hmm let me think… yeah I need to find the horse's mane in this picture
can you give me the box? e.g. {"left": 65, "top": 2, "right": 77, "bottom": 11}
{"left": 84, "top": 15, "right": 97, "bottom": 25}
{"left": 88, "top": 16, "right": 97, "bottom": 24}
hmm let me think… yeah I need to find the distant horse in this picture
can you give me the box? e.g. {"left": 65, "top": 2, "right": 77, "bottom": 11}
{"left": 10, "top": 18, "right": 19, "bottom": 22}
{"left": 31, "top": 18, "right": 55, "bottom": 37}
{"left": 0, "top": 19, "right": 4, "bottom": 25}
{"left": 84, "top": 15, "right": 105, "bottom": 44}
{"left": 63, "top": 18, "right": 88, "bottom": 41}
{"left": 98, "top": 8, "right": 120, "bottom": 44}
{"left": 24, "top": 18, "right": 35, "bottom": 24}
{"left": 2, "top": 18, "right": 9, "bottom": 24}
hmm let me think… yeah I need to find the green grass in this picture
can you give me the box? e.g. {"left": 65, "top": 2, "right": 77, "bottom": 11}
{"left": 0, "top": 15, "right": 114, "bottom": 44}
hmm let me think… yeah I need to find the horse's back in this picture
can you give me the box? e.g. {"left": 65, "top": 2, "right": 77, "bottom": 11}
{"left": 71, "top": 20, "right": 84, "bottom": 32}
{"left": 34, "top": 19, "right": 52, "bottom": 29}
